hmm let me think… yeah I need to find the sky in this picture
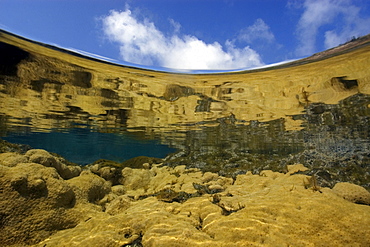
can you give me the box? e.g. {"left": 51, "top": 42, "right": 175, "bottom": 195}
{"left": 0, "top": 0, "right": 370, "bottom": 71}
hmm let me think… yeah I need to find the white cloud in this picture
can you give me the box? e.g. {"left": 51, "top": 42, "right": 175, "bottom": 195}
{"left": 324, "top": 5, "right": 370, "bottom": 48}
{"left": 238, "top": 18, "right": 275, "bottom": 44}
{"left": 102, "top": 8, "right": 263, "bottom": 70}
{"left": 295, "top": 0, "right": 370, "bottom": 56}
{"left": 169, "top": 18, "right": 181, "bottom": 34}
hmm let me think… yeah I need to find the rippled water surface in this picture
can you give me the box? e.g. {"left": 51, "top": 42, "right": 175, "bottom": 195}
{"left": 1, "top": 30, "right": 370, "bottom": 188}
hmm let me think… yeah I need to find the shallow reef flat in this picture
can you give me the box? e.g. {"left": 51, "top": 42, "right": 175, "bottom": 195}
{"left": 1, "top": 147, "right": 370, "bottom": 247}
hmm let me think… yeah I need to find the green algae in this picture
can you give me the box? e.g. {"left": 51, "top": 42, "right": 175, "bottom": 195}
{"left": 120, "top": 156, "right": 163, "bottom": 169}
{"left": 0, "top": 138, "right": 31, "bottom": 154}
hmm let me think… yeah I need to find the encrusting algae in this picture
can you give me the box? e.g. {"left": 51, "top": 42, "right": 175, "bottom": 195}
{"left": 1, "top": 147, "right": 370, "bottom": 247}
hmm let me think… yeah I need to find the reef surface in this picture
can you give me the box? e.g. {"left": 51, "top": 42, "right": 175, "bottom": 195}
{"left": 1, "top": 143, "right": 370, "bottom": 247}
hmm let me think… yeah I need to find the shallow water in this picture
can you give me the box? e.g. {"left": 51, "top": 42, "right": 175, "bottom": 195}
{"left": 2, "top": 127, "right": 176, "bottom": 164}
{"left": 1, "top": 30, "right": 370, "bottom": 188}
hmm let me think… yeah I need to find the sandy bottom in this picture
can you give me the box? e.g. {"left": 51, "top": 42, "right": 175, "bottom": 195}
{"left": 1, "top": 149, "right": 370, "bottom": 247}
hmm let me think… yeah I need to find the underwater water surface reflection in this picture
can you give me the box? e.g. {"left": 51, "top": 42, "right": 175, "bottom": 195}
{"left": 2, "top": 127, "right": 176, "bottom": 165}
{"left": 1, "top": 30, "right": 370, "bottom": 188}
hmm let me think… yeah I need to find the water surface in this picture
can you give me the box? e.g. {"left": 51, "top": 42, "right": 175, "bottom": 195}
{"left": 1, "top": 30, "right": 370, "bottom": 188}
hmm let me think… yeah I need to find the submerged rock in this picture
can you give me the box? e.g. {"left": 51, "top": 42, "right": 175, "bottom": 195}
{"left": 0, "top": 163, "right": 79, "bottom": 246}
{"left": 36, "top": 164, "right": 370, "bottom": 247}
{"left": 332, "top": 182, "right": 370, "bottom": 205}
{"left": 0, "top": 138, "right": 31, "bottom": 154}
{"left": 67, "top": 171, "right": 111, "bottom": 204}
{"left": 87, "top": 157, "right": 163, "bottom": 186}
{"left": 1, "top": 152, "right": 370, "bottom": 247}
{"left": 121, "top": 156, "right": 163, "bottom": 169}
{"left": 0, "top": 152, "right": 28, "bottom": 167}
{"left": 0, "top": 149, "right": 82, "bottom": 180}
{"left": 25, "top": 149, "right": 81, "bottom": 179}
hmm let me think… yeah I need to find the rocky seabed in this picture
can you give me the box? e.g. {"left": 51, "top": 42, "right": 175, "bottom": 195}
{"left": 1, "top": 149, "right": 370, "bottom": 247}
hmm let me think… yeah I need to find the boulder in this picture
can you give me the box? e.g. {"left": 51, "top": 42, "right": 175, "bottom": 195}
{"left": 67, "top": 171, "right": 111, "bottom": 204}
{"left": 0, "top": 163, "right": 79, "bottom": 246}
{"left": 332, "top": 182, "right": 370, "bottom": 205}
{"left": 89, "top": 160, "right": 122, "bottom": 185}
{"left": 105, "top": 195, "right": 133, "bottom": 215}
{"left": 0, "top": 152, "right": 28, "bottom": 167}
{"left": 25, "top": 149, "right": 81, "bottom": 179}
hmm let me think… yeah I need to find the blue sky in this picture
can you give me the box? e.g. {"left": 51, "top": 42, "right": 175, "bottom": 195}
{"left": 0, "top": 0, "right": 370, "bottom": 71}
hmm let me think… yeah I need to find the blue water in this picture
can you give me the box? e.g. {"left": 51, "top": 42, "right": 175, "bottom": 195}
{"left": 2, "top": 128, "right": 176, "bottom": 165}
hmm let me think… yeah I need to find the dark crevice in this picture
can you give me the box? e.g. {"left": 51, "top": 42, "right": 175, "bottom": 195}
{"left": 0, "top": 42, "right": 29, "bottom": 76}
{"left": 134, "top": 182, "right": 225, "bottom": 204}
{"left": 334, "top": 76, "right": 358, "bottom": 89}
{"left": 211, "top": 194, "right": 245, "bottom": 216}
{"left": 121, "top": 232, "right": 143, "bottom": 247}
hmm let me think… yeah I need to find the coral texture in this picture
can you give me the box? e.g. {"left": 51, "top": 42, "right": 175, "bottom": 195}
{"left": 1, "top": 151, "right": 370, "bottom": 246}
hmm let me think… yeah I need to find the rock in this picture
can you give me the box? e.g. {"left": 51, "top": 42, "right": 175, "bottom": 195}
{"left": 201, "top": 172, "right": 219, "bottom": 183}
{"left": 120, "top": 156, "right": 163, "bottom": 169}
{"left": 332, "top": 182, "right": 370, "bottom": 205}
{"left": 0, "top": 152, "right": 28, "bottom": 167}
{"left": 142, "top": 162, "right": 150, "bottom": 169}
{"left": 67, "top": 171, "right": 111, "bottom": 204}
{"left": 2, "top": 151, "right": 370, "bottom": 247}
{"left": 88, "top": 159, "right": 124, "bottom": 185}
{"left": 64, "top": 164, "right": 82, "bottom": 179}
{"left": 98, "top": 193, "right": 118, "bottom": 208}
{"left": 0, "top": 138, "right": 31, "bottom": 153}
{"left": 37, "top": 173, "right": 370, "bottom": 247}
{"left": 286, "top": 163, "right": 309, "bottom": 174}
{"left": 35, "top": 213, "right": 142, "bottom": 247}
{"left": 97, "top": 166, "right": 121, "bottom": 185}
{"left": 207, "top": 184, "right": 224, "bottom": 193}
{"left": 111, "top": 184, "right": 126, "bottom": 196}
{"left": 105, "top": 195, "right": 133, "bottom": 215}
{"left": 0, "top": 163, "right": 79, "bottom": 246}
{"left": 26, "top": 149, "right": 59, "bottom": 166}
{"left": 25, "top": 149, "right": 81, "bottom": 179}
{"left": 120, "top": 167, "right": 153, "bottom": 193}
{"left": 99, "top": 166, "right": 118, "bottom": 182}
{"left": 151, "top": 166, "right": 195, "bottom": 190}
